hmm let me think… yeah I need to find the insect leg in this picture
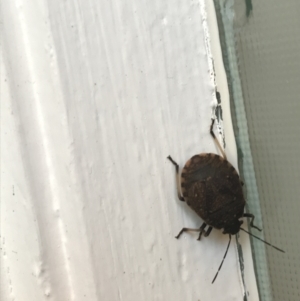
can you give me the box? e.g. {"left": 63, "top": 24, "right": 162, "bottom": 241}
{"left": 167, "top": 155, "right": 185, "bottom": 202}
{"left": 209, "top": 119, "right": 227, "bottom": 160}
{"left": 204, "top": 226, "right": 213, "bottom": 237}
{"left": 197, "top": 222, "right": 207, "bottom": 240}
{"left": 175, "top": 224, "right": 207, "bottom": 240}
{"left": 175, "top": 227, "right": 199, "bottom": 239}
{"left": 243, "top": 213, "right": 262, "bottom": 231}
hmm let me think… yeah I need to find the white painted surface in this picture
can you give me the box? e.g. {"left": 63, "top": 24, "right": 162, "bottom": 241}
{"left": 1, "top": 0, "right": 257, "bottom": 300}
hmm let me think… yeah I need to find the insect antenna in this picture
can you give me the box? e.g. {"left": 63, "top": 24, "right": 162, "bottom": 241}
{"left": 240, "top": 227, "right": 285, "bottom": 253}
{"left": 212, "top": 234, "right": 231, "bottom": 284}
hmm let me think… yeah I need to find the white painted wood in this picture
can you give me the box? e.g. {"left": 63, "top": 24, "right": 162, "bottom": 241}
{"left": 1, "top": 0, "right": 257, "bottom": 300}
{"left": 205, "top": 2, "right": 260, "bottom": 301}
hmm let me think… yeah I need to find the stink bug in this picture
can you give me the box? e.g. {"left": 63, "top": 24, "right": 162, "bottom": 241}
{"left": 168, "top": 119, "right": 284, "bottom": 283}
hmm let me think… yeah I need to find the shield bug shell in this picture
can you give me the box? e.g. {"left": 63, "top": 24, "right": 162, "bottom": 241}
{"left": 181, "top": 153, "right": 245, "bottom": 235}
{"left": 168, "top": 119, "right": 284, "bottom": 283}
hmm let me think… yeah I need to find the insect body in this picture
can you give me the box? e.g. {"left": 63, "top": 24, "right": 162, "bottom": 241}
{"left": 168, "top": 119, "right": 284, "bottom": 283}
{"left": 181, "top": 153, "right": 245, "bottom": 235}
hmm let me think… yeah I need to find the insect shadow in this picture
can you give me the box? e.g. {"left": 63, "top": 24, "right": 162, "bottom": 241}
{"left": 168, "top": 119, "right": 284, "bottom": 284}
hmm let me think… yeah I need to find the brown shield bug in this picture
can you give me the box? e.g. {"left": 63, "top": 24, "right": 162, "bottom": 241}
{"left": 168, "top": 119, "right": 284, "bottom": 283}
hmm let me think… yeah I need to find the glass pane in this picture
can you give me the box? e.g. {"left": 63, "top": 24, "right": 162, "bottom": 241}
{"left": 214, "top": 1, "right": 300, "bottom": 301}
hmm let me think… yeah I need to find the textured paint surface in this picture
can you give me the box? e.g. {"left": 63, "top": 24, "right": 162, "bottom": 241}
{"left": 1, "top": 0, "right": 257, "bottom": 300}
